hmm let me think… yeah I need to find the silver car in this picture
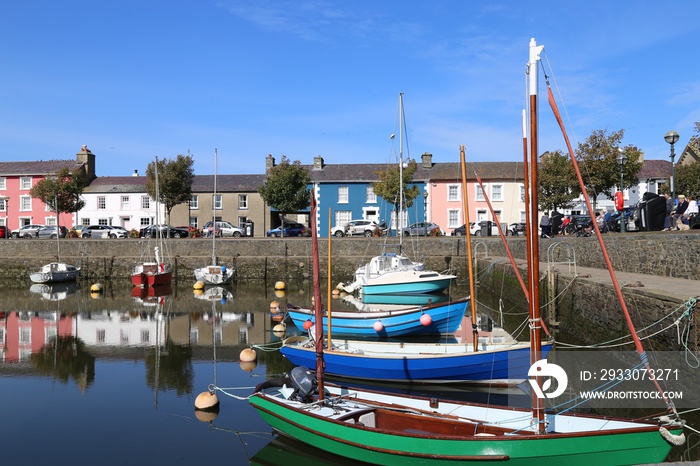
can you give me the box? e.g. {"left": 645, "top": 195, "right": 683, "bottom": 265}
{"left": 11, "top": 224, "right": 45, "bottom": 238}
{"left": 81, "top": 225, "right": 129, "bottom": 238}
{"left": 36, "top": 226, "right": 68, "bottom": 239}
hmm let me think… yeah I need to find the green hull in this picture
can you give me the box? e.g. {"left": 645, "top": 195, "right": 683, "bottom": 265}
{"left": 250, "top": 394, "right": 677, "bottom": 466}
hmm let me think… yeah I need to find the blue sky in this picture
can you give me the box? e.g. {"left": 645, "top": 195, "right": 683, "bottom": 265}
{"left": 1, "top": 1, "right": 698, "bottom": 177}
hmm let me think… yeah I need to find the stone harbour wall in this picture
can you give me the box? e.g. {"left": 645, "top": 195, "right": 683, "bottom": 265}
{"left": 0, "top": 232, "right": 698, "bottom": 285}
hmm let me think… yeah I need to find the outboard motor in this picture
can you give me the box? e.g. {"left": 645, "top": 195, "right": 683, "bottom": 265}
{"left": 288, "top": 366, "right": 318, "bottom": 402}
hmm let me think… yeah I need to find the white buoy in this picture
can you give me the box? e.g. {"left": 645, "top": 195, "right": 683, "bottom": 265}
{"left": 193, "top": 281, "right": 205, "bottom": 290}
{"left": 240, "top": 348, "right": 257, "bottom": 362}
{"left": 90, "top": 283, "right": 103, "bottom": 292}
{"left": 194, "top": 391, "right": 219, "bottom": 411}
{"left": 240, "top": 361, "right": 257, "bottom": 372}
{"left": 274, "top": 289, "right": 285, "bottom": 298}
{"left": 270, "top": 300, "right": 281, "bottom": 313}
{"left": 274, "top": 281, "right": 286, "bottom": 290}
{"left": 272, "top": 323, "right": 286, "bottom": 333}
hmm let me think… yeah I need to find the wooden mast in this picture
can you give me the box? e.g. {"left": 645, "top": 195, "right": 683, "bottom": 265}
{"left": 528, "top": 37, "right": 545, "bottom": 433}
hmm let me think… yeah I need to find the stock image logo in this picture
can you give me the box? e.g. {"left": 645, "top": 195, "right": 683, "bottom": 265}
{"left": 528, "top": 359, "right": 568, "bottom": 399}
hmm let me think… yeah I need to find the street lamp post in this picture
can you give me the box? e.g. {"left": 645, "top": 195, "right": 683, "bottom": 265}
{"left": 616, "top": 150, "right": 628, "bottom": 233}
{"left": 0, "top": 195, "right": 9, "bottom": 239}
{"left": 664, "top": 130, "right": 680, "bottom": 201}
{"left": 423, "top": 190, "right": 428, "bottom": 223}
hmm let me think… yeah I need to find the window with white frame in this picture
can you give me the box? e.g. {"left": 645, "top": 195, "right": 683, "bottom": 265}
{"left": 98, "top": 218, "right": 109, "bottom": 226}
{"left": 492, "top": 184, "right": 503, "bottom": 201}
{"left": 335, "top": 210, "right": 352, "bottom": 228}
{"left": 46, "top": 217, "right": 57, "bottom": 226}
{"left": 238, "top": 194, "right": 248, "bottom": 210}
{"left": 475, "top": 185, "right": 485, "bottom": 201}
{"left": 97, "top": 197, "right": 106, "bottom": 209}
{"left": 448, "top": 209, "right": 460, "bottom": 228}
{"left": 189, "top": 217, "right": 198, "bottom": 229}
{"left": 0, "top": 198, "right": 7, "bottom": 211}
{"left": 366, "top": 186, "right": 377, "bottom": 203}
{"left": 213, "top": 194, "right": 222, "bottom": 210}
{"left": 20, "top": 196, "right": 31, "bottom": 211}
{"left": 338, "top": 186, "right": 349, "bottom": 204}
{"left": 140, "top": 218, "right": 151, "bottom": 227}
{"left": 141, "top": 196, "right": 150, "bottom": 209}
{"left": 477, "top": 209, "right": 487, "bottom": 222}
{"left": 121, "top": 196, "right": 130, "bottom": 209}
{"left": 520, "top": 184, "right": 526, "bottom": 202}
{"left": 189, "top": 195, "right": 198, "bottom": 209}
{"left": 20, "top": 177, "right": 32, "bottom": 190}
{"left": 447, "top": 185, "right": 459, "bottom": 202}
{"left": 0, "top": 177, "right": 6, "bottom": 190}
{"left": 520, "top": 210, "right": 526, "bottom": 223}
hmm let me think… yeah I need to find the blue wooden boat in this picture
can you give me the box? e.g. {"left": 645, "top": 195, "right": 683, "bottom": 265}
{"left": 285, "top": 297, "right": 468, "bottom": 338}
{"left": 281, "top": 337, "right": 553, "bottom": 385}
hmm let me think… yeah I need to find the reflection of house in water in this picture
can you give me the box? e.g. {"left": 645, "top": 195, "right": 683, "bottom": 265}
{"left": 1, "top": 308, "right": 257, "bottom": 361}
{"left": 1, "top": 311, "right": 72, "bottom": 363}
{"left": 76, "top": 311, "right": 165, "bottom": 347}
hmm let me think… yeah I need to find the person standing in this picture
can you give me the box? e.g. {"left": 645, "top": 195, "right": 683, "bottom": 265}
{"left": 682, "top": 195, "right": 698, "bottom": 228}
{"left": 663, "top": 193, "right": 674, "bottom": 230}
{"left": 540, "top": 212, "right": 551, "bottom": 238}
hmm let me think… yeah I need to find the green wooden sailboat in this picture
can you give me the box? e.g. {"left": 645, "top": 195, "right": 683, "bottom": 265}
{"left": 249, "top": 38, "right": 685, "bottom": 465}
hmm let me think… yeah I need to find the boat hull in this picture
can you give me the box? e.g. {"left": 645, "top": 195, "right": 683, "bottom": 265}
{"left": 361, "top": 275, "right": 455, "bottom": 295}
{"left": 131, "top": 263, "right": 172, "bottom": 287}
{"left": 250, "top": 386, "right": 680, "bottom": 466}
{"left": 286, "top": 298, "right": 468, "bottom": 337}
{"left": 193, "top": 265, "right": 234, "bottom": 286}
{"left": 29, "top": 262, "right": 80, "bottom": 284}
{"left": 281, "top": 339, "right": 552, "bottom": 385}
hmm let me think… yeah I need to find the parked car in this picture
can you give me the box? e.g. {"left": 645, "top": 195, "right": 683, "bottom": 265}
{"left": 451, "top": 223, "right": 472, "bottom": 236}
{"left": 0, "top": 225, "right": 6, "bottom": 239}
{"left": 331, "top": 219, "right": 378, "bottom": 237}
{"left": 36, "top": 225, "right": 68, "bottom": 239}
{"left": 11, "top": 224, "right": 45, "bottom": 238}
{"left": 81, "top": 225, "right": 129, "bottom": 238}
{"left": 266, "top": 222, "right": 309, "bottom": 237}
{"left": 401, "top": 222, "right": 442, "bottom": 237}
{"left": 140, "top": 224, "right": 189, "bottom": 238}
{"left": 202, "top": 221, "right": 245, "bottom": 238}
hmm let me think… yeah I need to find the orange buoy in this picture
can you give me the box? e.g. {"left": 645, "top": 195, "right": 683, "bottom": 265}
{"left": 303, "top": 319, "right": 313, "bottom": 330}
{"left": 274, "top": 289, "right": 285, "bottom": 298}
{"left": 274, "top": 281, "right": 286, "bottom": 290}
{"left": 194, "top": 408, "right": 219, "bottom": 423}
{"left": 240, "top": 347, "right": 257, "bottom": 362}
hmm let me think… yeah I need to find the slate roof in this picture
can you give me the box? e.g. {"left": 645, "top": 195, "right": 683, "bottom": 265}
{"left": 637, "top": 159, "right": 671, "bottom": 179}
{"left": 83, "top": 174, "right": 267, "bottom": 193}
{"left": 0, "top": 159, "right": 84, "bottom": 176}
{"left": 303, "top": 161, "right": 526, "bottom": 183}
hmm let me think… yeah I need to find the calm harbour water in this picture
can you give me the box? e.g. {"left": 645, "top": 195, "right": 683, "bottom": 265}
{"left": 0, "top": 279, "right": 697, "bottom": 465}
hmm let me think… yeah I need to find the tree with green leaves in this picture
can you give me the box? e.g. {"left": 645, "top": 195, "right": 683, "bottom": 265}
{"left": 371, "top": 159, "right": 421, "bottom": 230}
{"left": 573, "top": 129, "right": 643, "bottom": 210}
{"left": 146, "top": 154, "right": 195, "bottom": 232}
{"left": 30, "top": 167, "right": 87, "bottom": 222}
{"left": 538, "top": 150, "right": 580, "bottom": 212}
{"left": 258, "top": 156, "right": 311, "bottom": 237}
{"left": 675, "top": 163, "right": 700, "bottom": 199}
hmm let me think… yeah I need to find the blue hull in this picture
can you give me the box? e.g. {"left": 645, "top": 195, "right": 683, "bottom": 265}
{"left": 281, "top": 341, "right": 553, "bottom": 384}
{"left": 360, "top": 277, "right": 454, "bottom": 295}
{"left": 286, "top": 298, "right": 468, "bottom": 338}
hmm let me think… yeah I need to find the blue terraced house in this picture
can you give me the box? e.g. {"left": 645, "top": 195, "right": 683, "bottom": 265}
{"left": 305, "top": 155, "right": 428, "bottom": 238}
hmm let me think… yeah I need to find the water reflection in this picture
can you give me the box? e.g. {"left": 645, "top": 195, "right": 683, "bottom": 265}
{"left": 0, "top": 279, "right": 697, "bottom": 464}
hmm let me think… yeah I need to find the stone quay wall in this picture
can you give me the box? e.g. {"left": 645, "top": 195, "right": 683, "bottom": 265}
{"left": 0, "top": 233, "right": 698, "bottom": 285}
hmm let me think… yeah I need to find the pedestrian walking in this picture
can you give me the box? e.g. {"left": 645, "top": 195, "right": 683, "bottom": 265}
{"left": 540, "top": 212, "right": 551, "bottom": 238}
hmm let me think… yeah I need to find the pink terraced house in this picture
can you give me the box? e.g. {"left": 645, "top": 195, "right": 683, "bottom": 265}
{"left": 0, "top": 145, "right": 96, "bottom": 233}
